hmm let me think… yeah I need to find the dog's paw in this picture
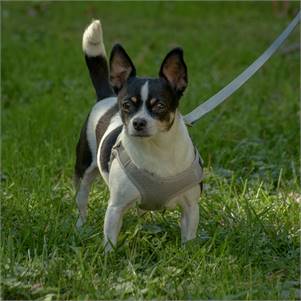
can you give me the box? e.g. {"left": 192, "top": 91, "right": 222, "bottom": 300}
{"left": 104, "top": 241, "right": 115, "bottom": 254}
{"left": 76, "top": 216, "right": 85, "bottom": 229}
{"left": 82, "top": 19, "right": 106, "bottom": 57}
{"left": 137, "top": 208, "right": 147, "bottom": 217}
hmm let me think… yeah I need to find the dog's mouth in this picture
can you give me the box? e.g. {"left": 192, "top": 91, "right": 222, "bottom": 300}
{"left": 130, "top": 132, "right": 152, "bottom": 138}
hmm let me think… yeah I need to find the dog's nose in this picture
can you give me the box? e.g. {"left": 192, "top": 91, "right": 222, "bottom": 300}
{"left": 133, "top": 118, "right": 147, "bottom": 131}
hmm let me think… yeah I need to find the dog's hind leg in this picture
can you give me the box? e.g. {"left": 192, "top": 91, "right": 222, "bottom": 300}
{"left": 75, "top": 164, "right": 98, "bottom": 228}
{"left": 74, "top": 116, "right": 98, "bottom": 228}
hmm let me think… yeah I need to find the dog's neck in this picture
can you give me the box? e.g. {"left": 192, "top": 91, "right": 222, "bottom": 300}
{"left": 120, "top": 111, "right": 195, "bottom": 177}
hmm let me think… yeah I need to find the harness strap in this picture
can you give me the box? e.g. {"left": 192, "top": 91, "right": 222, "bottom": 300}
{"left": 111, "top": 141, "right": 203, "bottom": 210}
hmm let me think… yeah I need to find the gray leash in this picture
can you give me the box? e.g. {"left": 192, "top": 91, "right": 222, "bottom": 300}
{"left": 184, "top": 11, "right": 301, "bottom": 126}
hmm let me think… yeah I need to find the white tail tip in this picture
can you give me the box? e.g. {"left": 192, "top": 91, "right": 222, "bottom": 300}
{"left": 82, "top": 19, "right": 106, "bottom": 57}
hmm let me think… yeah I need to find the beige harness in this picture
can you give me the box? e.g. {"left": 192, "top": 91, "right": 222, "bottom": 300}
{"left": 111, "top": 141, "right": 203, "bottom": 210}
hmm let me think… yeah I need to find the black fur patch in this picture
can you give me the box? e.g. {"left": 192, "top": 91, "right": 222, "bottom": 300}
{"left": 75, "top": 115, "right": 92, "bottom": 179}
{"left": 146, "top": 79, "right": 178, "bottom": 121}
{"left": 85, "top": 55, "right": 115, "bottom": 101}
{"left": 99, "top": 125, "right": 123, "bottom": 172}
{"left": 198, "top": 157, "right": 203, "bottom": 192}
{"left": 95, "top": 103, "right": 119, "bottom": 147}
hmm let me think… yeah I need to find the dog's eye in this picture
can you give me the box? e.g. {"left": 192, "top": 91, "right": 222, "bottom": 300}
{"left": 122, "top": 101, "right": 130, "bottom": 111}
{"left": 154, "top": 102, "right": 166, "bottom": 111}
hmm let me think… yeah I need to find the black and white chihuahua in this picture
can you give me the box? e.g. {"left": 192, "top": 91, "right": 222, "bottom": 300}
{"left": 74, "top": 20, "right": 202, "bottom": 252}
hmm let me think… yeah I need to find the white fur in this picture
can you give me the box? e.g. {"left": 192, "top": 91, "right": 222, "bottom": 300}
{"left": 82, "top": 20, "right": 107, "bottom": 57}
{"left": 124, "top": 112, "right": 195, "bottom": 176}
{"left": 140, "top": 81, "right": 149, "bottom": 102}
{"left": 103, "top": 158, "right": 140, "bottom": 252}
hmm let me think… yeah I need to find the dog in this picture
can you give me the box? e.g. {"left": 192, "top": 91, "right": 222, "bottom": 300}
{"left": 74, "top": 20, "right": 203, "bottom": 252}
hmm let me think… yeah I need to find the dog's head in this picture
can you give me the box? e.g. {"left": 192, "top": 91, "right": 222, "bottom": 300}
{"left": 109, "top": 44, "right": 188, "bottom": 137}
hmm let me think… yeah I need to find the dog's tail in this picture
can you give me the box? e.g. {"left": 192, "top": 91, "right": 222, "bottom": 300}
{"left": 82, "top": 20, "right": 114, "bottom": 101}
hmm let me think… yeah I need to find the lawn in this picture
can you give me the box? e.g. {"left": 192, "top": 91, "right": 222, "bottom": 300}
{"left": 1, "top": 2, "right": 300, "bottom": 300}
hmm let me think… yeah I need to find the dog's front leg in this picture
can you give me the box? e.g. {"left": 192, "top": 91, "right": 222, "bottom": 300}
{"left": 179, "top": 186, "right": 200, "bottom": 243}
{"left": 180, "top": 201, "right": 199, "bottom": 243}
{"left": 103, "top": 159, "right": 140, "bottom": 253}
{"left": 104, "top": 203, "right": 127, "bottom": 253}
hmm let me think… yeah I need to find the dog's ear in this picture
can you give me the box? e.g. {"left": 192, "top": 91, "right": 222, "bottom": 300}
{"left": 110, "top": 44, "right": 136, "bottom": 92}
{"left": 159, "top": 47, "right": 188, "bottom": 95}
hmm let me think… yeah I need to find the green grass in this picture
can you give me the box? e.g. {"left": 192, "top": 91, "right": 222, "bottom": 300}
{"left": 1, "top": 2, "right": 300, "bottom": 300}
